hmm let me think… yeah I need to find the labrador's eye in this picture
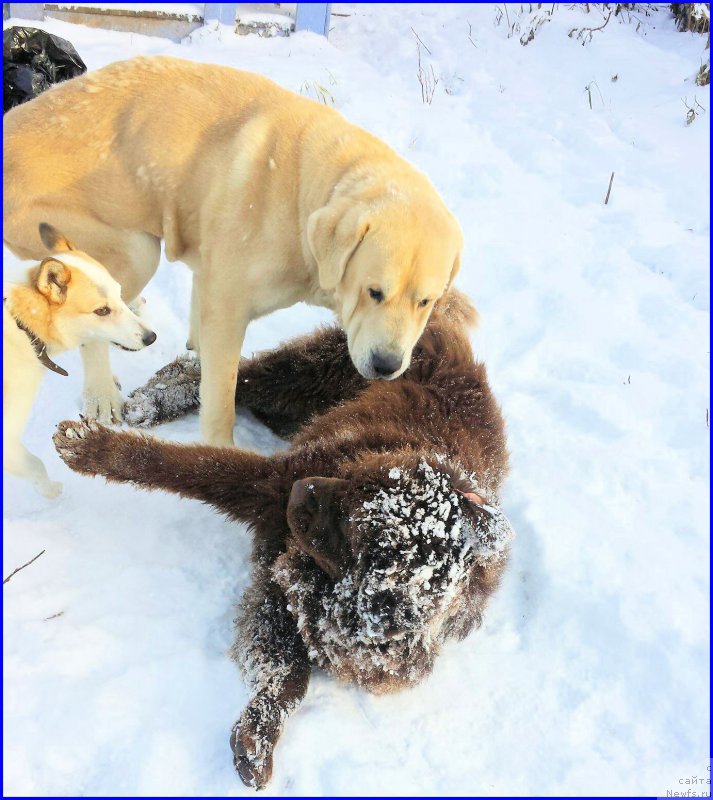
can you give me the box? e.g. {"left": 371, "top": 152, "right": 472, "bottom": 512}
{"left": 419, "top": 298, "right": 430, "bottom": 308}
{"left": 93, "top": 306, "right": 111, "bottom": 316}
{"left": 369, "top": 288, "right": 384, "bottom": 303}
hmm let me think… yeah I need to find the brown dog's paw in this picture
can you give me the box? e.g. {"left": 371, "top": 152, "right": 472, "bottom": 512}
{"left": 52, "top": 417, "right": 107, "bottom": 472}
{"left": 230, "top": 718, "right": 274, "bottom": 790}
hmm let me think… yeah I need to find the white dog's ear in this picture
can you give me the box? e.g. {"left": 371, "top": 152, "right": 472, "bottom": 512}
{"left": 36, "top": 257, "right": 71, "bottom": 305}
{"left": 307, "top": 200, "right": 370, "bottom": 291}
{"left": 38, "top": 223, "right": 75, "bottom": 253}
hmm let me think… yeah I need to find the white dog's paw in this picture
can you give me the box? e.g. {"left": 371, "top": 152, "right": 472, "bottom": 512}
{"left": 39, "top": 480, "right": 63, "bottom": 500}
{"left": 83, "top": 383, "right": 124, "bottom": 424}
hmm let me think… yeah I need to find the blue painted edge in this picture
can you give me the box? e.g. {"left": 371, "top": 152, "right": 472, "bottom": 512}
{"left": 295, "top": 2, "right": 331, "bottom": 37}
{"left": 203, "top": 3, "right": 236, "bottom": 26}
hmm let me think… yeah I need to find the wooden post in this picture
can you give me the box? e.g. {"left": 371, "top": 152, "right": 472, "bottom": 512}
{"left": 8, "top": 3, "right": 44, "bottom": 20}
{"left": 295, "top": 3, "right": 331, "bottom": 37}
{"left": 203, "top": 3, "right": 236, "bottom": 25}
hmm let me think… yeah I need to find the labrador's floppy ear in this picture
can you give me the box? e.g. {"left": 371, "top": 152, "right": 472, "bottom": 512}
{"left": 36, "top": 258, "right": 71, "bottom": 305}
{"left": 287, "top": 477, "right": 352, "bottom": 579}
{"left": 38, "top": 222, "right": 75, "bottom": 253}
{"left": 307, "top": 200, "right": 370, "bottom": 292}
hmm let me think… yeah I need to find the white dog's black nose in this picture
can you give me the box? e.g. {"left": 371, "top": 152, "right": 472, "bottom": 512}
{"left": 371, "top": 351, "right": 402, "bottom": 377}
{"left": 142, "top": 330, "right": 157, "bottom": 346}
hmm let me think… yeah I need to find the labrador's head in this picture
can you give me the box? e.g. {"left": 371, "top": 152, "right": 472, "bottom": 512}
{"left": 307, "top": 197, "right": 463, "bottom": 380}
{"left": 275, "top": 458, "right": 512, "bottom": 693}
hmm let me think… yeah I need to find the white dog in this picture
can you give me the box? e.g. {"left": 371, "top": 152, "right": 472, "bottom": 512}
{"left": 3, "top": 223, "right": 156, "bottom": 497}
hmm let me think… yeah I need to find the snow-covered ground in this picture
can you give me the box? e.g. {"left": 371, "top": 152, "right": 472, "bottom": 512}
{"left": 3, "top": 4, "right": 709, "bottom": 796}
{"left": 53, "top": 3, "right": 205, "bottom": 17}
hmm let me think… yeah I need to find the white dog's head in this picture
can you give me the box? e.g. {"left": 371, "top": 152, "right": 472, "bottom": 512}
{"left": 34, "top": 223, "right": 156, "bottom": 352}
{"left": 308, "top": 196, "right": 463, "bottom": 380}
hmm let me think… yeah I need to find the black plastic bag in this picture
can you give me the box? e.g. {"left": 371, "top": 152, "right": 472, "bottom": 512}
{"left": 3, "top": 26, "right": 87, "bottom": 114}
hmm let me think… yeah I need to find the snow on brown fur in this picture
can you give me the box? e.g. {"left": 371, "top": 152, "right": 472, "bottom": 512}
{"left": 53, "top": 289, "right": 512, "bottom": 789}
{"left": 273, "top": 458, "right": 512, "bottom": 694}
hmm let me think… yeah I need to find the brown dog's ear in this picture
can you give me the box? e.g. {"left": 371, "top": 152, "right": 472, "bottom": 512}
{"left": 432, "top": 287, "right": 479, "bottom": 330}
{"left": 36, "top": 258, "right": 71, "bottom": 304}
{"left": 307, "top": 200, "right": 370, "bottom": 292}
{"left": 287, "top": 477, "right": 352, "bottom": 579}
{"left": 38, "top": 223, "right": 75, "bottom": 253}
{"left": 446, "top": 251, "right": 461, "bottom": 290}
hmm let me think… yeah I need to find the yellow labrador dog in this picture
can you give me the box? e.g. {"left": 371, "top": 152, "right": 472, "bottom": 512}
{"left": 4, "top": 224, "right": 156, "bottom": 497}
{"left": 3, "top": 56, "right": 463, "bottom": 446}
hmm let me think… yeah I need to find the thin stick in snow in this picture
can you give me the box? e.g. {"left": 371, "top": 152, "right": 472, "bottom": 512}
{"left": 467, "top": 21, "right": 478, "bottom": 48}
{"left": 605, "top": 172, "right": 615, "bottom": 205}
{"left": 3, "top": 550, "right": 46, "bottom": 585}
{"left": 415, "top": 43, "right": 439, "bottom": 105}
{"left": 410, "top": 27, "right": 432, "bottom": 55}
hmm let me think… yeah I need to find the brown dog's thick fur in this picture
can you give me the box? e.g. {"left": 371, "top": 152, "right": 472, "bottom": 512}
{"left": 53, "top": 290, "right": 511, "bottom": 789}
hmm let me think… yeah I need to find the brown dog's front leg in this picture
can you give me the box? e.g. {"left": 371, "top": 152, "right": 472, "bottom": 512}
{"left": 52, "top": 418, "right": 276, "bottom": 520}
{"left": 231, "top": 580, "right": 310, "bottom": 789}
{"left": 123, "top": 354, "right": 202, "bottom": 428}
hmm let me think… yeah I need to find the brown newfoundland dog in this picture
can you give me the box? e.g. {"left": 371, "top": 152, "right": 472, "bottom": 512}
{"left": 53, "top": 289, "right": 513, "bottom": 789}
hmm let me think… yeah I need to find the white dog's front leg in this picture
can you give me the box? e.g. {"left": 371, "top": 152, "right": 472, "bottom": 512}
{"left": 80, "top": 341, "right": 124, "bottom": 424}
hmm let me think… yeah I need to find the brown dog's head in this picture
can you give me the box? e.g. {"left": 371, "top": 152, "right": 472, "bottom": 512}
{"left": 275, "top": 458, "right": 512, "bottom": 693}
{"left": 307, "top": 194, "right": 463, "bottom": 381}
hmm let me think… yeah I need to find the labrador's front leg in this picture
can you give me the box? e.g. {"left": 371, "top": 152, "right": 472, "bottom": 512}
{"left": 231, "top": 578, "right": 310, "bottom": 789}
{"left": 197, "top": 270, "right": 250, "bottom": 447}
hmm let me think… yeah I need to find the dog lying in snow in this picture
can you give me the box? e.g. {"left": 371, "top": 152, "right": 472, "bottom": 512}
{"left": 53, "top": 289, "right": 513, "bottom": 788}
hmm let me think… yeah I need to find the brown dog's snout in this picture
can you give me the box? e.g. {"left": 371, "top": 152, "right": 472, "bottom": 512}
{"left": 367, "top": 588, "right": 417, "bottom": 639}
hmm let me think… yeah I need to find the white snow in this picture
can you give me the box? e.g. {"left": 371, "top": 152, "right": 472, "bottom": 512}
{"left": 54, "top": 3, "right": 204, "bottom": 18}
{"left": 3, "top": 3, "right": 709, "bottom": 796}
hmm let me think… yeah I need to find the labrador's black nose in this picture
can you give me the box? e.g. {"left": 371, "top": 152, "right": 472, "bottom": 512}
{"left": 142, "top": 330, "right": 157, "bottom": 346}
{"left": 371, "top": 350, "right": 402, "bottom": 377}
